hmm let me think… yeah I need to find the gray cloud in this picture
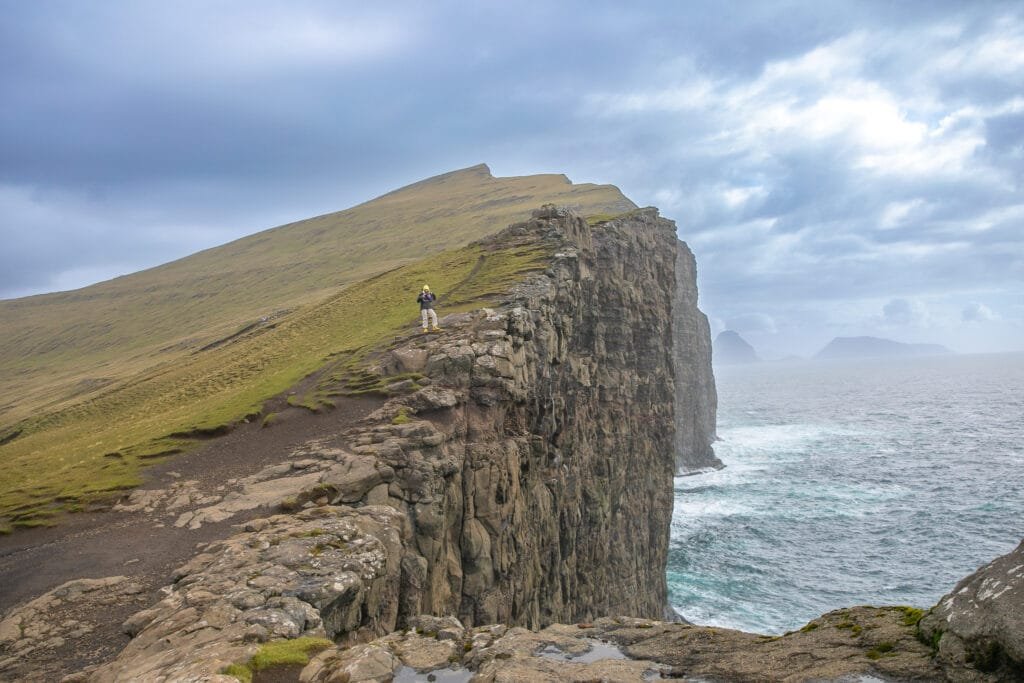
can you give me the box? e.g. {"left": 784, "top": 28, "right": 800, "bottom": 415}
{"left": 962, "top": 302, "right": 998, "bottom": 323}
{"left": 725, "top": 313, "right": 778, "bottom": 335}
{"left": 881, "top": 299, "right": 930, "bottom": 327}
{"left": 1, "top": 1, "right": 1022, "bottom": 353}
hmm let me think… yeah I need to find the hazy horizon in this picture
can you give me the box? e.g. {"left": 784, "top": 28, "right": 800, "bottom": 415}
{"left": 2, "top": 1, "right": 1021, "bottom": 355}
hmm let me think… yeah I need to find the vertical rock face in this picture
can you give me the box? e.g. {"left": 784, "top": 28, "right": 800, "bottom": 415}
{"left": 384, "top": 206, "right": 681, "bottom": 628}
{"left": 673, "top": 242, "right": 721, "bottom": 473}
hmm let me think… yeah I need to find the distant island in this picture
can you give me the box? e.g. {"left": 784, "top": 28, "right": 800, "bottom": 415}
{"left": 815, "top": 336, "right": 952, "bottom": 360}
{"left": 713, "top": 330, "right": 759, "bottom": 364}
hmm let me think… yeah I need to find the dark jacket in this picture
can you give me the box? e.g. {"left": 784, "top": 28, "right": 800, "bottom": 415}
{"left": 417, "top": 291, "right": 436, "bottom": 310}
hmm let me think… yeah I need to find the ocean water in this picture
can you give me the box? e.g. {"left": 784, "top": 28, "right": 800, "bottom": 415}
{"left": 667, "top": 352, "right": 1024, "bottom": 635}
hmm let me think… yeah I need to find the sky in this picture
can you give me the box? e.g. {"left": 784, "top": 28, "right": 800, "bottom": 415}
{"left": 1, "top": 1, "right": 1022, "bottom": 356}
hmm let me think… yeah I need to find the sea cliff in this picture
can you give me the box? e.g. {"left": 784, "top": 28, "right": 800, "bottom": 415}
{"left": 1, "top": 206, "right": 1020, "bottom": 682}
{"left": 54, "top": 206, "right": 715, "bottom": 680}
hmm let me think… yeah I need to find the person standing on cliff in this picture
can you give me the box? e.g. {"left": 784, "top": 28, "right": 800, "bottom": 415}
{"left": 417, "top": 284, "right": 441, "bottom": 333}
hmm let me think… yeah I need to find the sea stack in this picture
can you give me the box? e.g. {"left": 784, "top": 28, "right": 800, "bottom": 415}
{"left": 713, "top": 330, "right": 759, "bottom": 364}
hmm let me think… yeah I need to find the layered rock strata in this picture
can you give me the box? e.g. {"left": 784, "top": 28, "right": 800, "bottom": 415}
{"left": 5, "top": 205, "right": 1019, "bottom": 682}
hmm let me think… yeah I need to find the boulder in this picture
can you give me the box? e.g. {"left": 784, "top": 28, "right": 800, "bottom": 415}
{"left": 920, "top": 539, "right": 1024, "bottom": 679}
{"left": 390, "top": 348, "right": 429, "bottom": 374}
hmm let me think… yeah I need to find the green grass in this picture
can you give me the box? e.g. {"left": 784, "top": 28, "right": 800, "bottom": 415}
{"left": 866, "top": 641, "right": 896, "bottom": 660}
{"left": 223, "top": 636, "right": 334, "bottom": 681}
{"left": 895, "top": 606, "right": 925, "bottom": 626}
{"left": 836, "top": 616, "right": 863, "bottom": 637}
{"left": 0, "top": 239, "right": 554, "bottom": 527}
{"left": 585, "top": 207, "right": 647, "bottom": 226}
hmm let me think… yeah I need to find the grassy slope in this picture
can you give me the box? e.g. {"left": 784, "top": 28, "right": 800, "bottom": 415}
{"left": 0, "top": 164, "right": 633, "bottom": 428}
{"left": 0, "top": 164, "right": 633, "bottom": 530}
{"left": 0, "top": 238, "right": 554, "bottom": 530}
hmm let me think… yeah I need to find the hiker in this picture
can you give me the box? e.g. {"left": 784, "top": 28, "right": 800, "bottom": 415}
{"left": 417, "top": 284, "right": 441, "bottom": 332}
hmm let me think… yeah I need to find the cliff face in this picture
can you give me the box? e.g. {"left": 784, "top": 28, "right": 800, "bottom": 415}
{"left": 77, "top": 205, "right": 714, "bottom": 680}
{"left": 381, "top": 206, "right": 680, "bottom": 627}
{"left": 673, "top": 243, "right": 721, "bottom": 472}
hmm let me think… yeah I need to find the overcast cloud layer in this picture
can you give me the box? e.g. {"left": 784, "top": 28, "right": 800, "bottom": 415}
{"left": 1, "top": 1, "right": 1021, "bottom": 355}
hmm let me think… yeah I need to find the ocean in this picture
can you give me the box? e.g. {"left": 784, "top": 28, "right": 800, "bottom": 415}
{"left": 667, "top": 352, "right": 1024, "bottom": 635}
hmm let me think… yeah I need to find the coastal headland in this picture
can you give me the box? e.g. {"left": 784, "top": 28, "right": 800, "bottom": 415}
{"left": 0, "top": 168, "right": 1019, "bottom": 682}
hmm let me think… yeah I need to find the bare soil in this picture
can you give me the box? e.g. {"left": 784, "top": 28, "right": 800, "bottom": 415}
{"left": 0, "top": 393, "right": 382, "bottom": 680}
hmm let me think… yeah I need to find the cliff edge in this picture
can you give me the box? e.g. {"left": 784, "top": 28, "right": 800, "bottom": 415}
{"left": 24, "top": 205, "right": 713, "bottom": 680}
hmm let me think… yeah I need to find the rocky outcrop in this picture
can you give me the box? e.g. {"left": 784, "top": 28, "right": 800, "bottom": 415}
{"left": 77, "top": 205, "right": 707, "bottom": 679}
{"left": 673, "top": 242, "right": 721, "bottom": 472}
{"left": 87, "top": 505, "right": 405, "bottom": 681}
{"left": 355, "top": 206, "right": 681, "bottom": 628}
{"left": 0, "top": 577, "right": 150, "bottom": 683}
{"left": 8, "top": 202, "right": 1017, "bottom": 683}
{"left": 300, "top": 607, "right": 941, "bottom": 682}
{"left": 919, "top": 539, "right": 1024, "bottom": 681}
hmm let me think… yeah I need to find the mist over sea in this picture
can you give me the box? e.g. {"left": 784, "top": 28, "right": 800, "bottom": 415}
{"left": 667, "top": 352, "right": 1024, "bottom": 634}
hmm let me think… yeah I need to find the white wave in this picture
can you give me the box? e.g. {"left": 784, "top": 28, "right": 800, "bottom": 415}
{"left": 718, "top": 423, "right": 864, "bottom": 455}
{"left": 673, "top": 497, "right": 753, "bottom": 518}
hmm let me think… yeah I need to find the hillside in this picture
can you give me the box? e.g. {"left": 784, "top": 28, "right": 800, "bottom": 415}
{"left": 0, "top": 166, "right": 634, "bottom": 531}
{"left": 0, "top": 164, "right": 633, "bottom": 429}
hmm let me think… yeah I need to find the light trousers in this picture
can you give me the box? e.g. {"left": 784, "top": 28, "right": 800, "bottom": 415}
{"left": 421, "top": 308, "right": 438, "bottom": 328}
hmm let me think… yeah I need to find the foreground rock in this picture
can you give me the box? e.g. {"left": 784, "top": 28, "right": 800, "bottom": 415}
{"left": 300, "top": 609, "right": 941, "bottom": 682}
{"left": 87, "top": 506, "right": 404, "bottom": 681}
{"left": 920, "top": 539, "right": 1024, "bottom": 681}
{"left": 0, "top": 577, "right": 149, "bottom": 682}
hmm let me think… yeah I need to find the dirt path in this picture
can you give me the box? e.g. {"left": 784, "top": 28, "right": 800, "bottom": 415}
{"left": 0, "top": 394, "right": 381, "bottom": 680}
